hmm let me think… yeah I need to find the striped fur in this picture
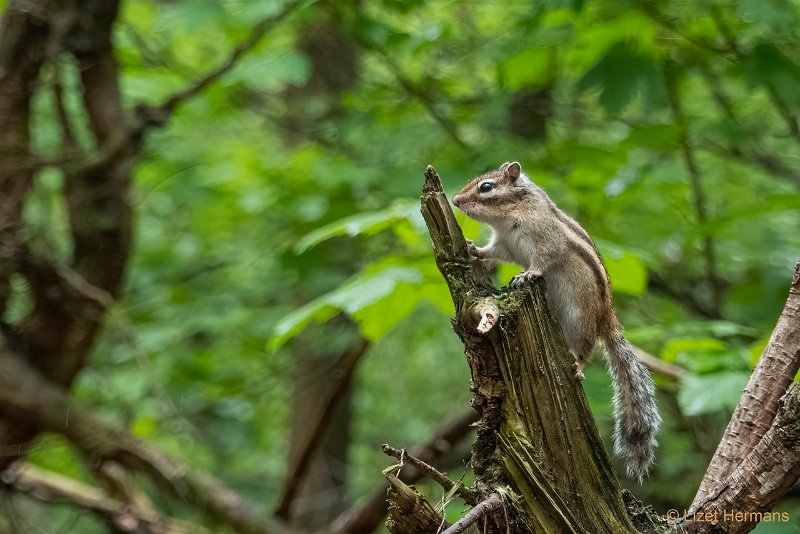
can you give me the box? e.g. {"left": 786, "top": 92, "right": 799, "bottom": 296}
{"left": 452, "top": 161, "right": 661, "bottom": 481}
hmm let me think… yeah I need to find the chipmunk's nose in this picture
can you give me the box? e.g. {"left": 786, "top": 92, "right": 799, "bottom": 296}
{"left": 452, "top": 193, "right": 462, "bottom": 208}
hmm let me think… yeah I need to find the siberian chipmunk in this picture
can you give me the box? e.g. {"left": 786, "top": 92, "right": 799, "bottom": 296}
{"left": 452, "top": 161, "right": 661, "bottom": 480}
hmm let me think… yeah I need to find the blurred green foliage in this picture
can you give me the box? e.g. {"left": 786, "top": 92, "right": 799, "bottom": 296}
{"left": 11, "top": 0, "right": 800, "bottom": 531}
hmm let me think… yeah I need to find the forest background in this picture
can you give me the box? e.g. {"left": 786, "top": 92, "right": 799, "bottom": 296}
{"left": 1, "top": 0, "right": 799, "bottom": 532}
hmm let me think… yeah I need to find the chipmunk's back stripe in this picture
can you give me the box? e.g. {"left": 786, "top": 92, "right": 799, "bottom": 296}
{"left": 548, "top": 200, "right": 612, "bottom": 287}
{"left": 566, "top": 238, "right": 610, "bottom": 306}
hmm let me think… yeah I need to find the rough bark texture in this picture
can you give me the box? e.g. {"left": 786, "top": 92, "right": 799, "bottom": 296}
{"left": 692, "top": 262, "right": 800, "bottom": 504}
{"left": 685, "top": 262, "right": 800, "bottom": 533}
{"left": 687, "top": 384, "right": 800, "bottom": 534}
{"left": 385, "top": 473, "right": 447, "bottom": 534}
{"left": 332, "top": 409, "right": 477, "bottom": 534}
{"left": 400, "top": 166, "right": 671, "bottom": 533}
{"left": 0, "top": 0, "right": 134, "bottom": 471}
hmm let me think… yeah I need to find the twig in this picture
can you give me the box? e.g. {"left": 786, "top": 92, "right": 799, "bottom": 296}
{"left": 664, "top": 62, "right": 723, "bottom": 316}
{"left": 273, "top": 336, "right": 370, "bottom": 519}
{"left": 631, "top": 345, "right": 686, "bottom": 381}
{"left": 382, "top": 444, "right": 478, "bottom": 505}
{"left": 331, "top": 409, "right": 478, "bottom": 534}
{"left": 440, "top": 493, "right": 502, "bottom": 534}
{"left": 158, "top": 0, "right": 312, "bottom": 116}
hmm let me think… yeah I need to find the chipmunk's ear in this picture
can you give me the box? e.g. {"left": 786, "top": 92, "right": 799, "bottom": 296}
{"left": 499, "top": 161, "right": 511, "bottom": 172}
{"left": 505, "top": 161, "right": 522, "bottom": 181}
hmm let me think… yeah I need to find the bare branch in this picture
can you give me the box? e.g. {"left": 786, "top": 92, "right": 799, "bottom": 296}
{"left": 686, "top": 384, "right": 800, "bottom": 533}
{"left": 440, "top": 493, "right": 502, "bottom": 534}
{"left": 382, "top": 444, "right": 478, "bottom": 505}
{"left": 3, "top": 463, "right": 203, "bottom": 534}
{"left": 0, "top": 349, "right": 293, "bottom": 534}
{"left": 332, "top": 409, "right": 478, "bottom": 534}
{"left": 157, "top": 0, "right": 311, "bottom": 116}
{"left": 691, "top": 261, "right": 800, "bottom": 511}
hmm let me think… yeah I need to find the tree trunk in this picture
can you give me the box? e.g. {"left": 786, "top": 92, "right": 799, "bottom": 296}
{"left": 278, "top": 319, "right": 363, "bottom": 527}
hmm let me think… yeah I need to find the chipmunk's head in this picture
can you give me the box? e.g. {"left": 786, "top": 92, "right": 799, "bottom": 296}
{"left": 452, "top": 161, "right": 533, "bottom": 226}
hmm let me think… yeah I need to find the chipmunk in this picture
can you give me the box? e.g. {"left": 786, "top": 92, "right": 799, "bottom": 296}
{"left": 452, "top": 161, "right": 661, "bottom": 481}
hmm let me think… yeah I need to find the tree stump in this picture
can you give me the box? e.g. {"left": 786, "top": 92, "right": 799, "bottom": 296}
{"left": 385, "top": 166, "right": 671, "bottom": 533}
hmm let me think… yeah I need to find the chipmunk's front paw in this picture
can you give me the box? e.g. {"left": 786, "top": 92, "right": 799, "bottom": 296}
{"left": 510, "top": 270, "right": 542, "bottom": 286}
{"left": 465, "top": 239, "right": 484, "bottom": 259}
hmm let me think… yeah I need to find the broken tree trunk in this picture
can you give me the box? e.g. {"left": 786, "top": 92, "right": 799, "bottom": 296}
{"left": 385, "top": 166, "right": 671, "bottom": 533}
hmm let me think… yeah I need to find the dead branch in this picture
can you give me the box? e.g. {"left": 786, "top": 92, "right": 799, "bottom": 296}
{"left": 331, "top": 408, "right": 477, "bottom": 534}
{"left": 0, "top": 349, "right": 293, "bottom": 534}
{"left": 381, "top": 444, "right": 477, "bottom": 505}
{"left": 3, "top": 463, "right": 201, "bottom": 534}
{"left": 441, "top": 493, "right": 503, "bottom": 534}
{"left": 384, "top": 473, "right": 446, "bottom": 534}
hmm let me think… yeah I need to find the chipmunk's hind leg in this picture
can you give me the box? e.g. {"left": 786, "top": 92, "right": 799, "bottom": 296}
{"left": 563, "top": 329, "right": 596, "bottom": 380}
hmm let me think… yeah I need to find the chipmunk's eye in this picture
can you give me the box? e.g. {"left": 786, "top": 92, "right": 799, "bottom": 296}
{"left": 479, "top": 182, "right": 493, "bottom": 193}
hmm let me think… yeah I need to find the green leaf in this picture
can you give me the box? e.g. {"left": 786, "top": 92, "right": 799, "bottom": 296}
{"left": 739, "top": 0, "right": 800, "bottom": 33}
{"left": 270, "top": 264, "right": 423, "bottom": 349}
{"left": 603, "top": 250, "right": 647, "bottom": 295}
{"left": 678, "top": 371, "right": 750, "bottom": 416}
{"left": 622, "top": 124, "right": 680, "bottom": 150}
{"left": 660, "top": 337, "right": 750, "bottom": 375}
{"left": 660, "top": 337, "right": 727, "bottom": 366}
{"left": 353, "top": 282, "right": 421, "bottom": 339}
{"left": 577, "top": 44, "right": 663, "bottom": 115}
{"left": 567, "top": 10, "right": 657, "bottom": 75}
{"left": 501, "top": 48, "right": 556, "bottom": 89}
{"left": 269, "top": 302, "right": 340, "bottom": 351}
{"left": 745, "top": 43, "right": 800, "bottom": 109}
{"left": 226, "top": 51, "right": 311, "bottom": 91}
{"left": 295, "top": 199, "right": 420, "bottom": 253}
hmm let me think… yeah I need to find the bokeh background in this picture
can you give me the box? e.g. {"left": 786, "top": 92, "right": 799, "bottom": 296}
{"left": 2, "top": 0, "right": 800, "bottom": 532}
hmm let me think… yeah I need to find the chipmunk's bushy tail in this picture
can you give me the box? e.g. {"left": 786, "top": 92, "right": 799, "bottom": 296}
{"left": 603, "top": 330, "right": 661, "bottom": 482}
